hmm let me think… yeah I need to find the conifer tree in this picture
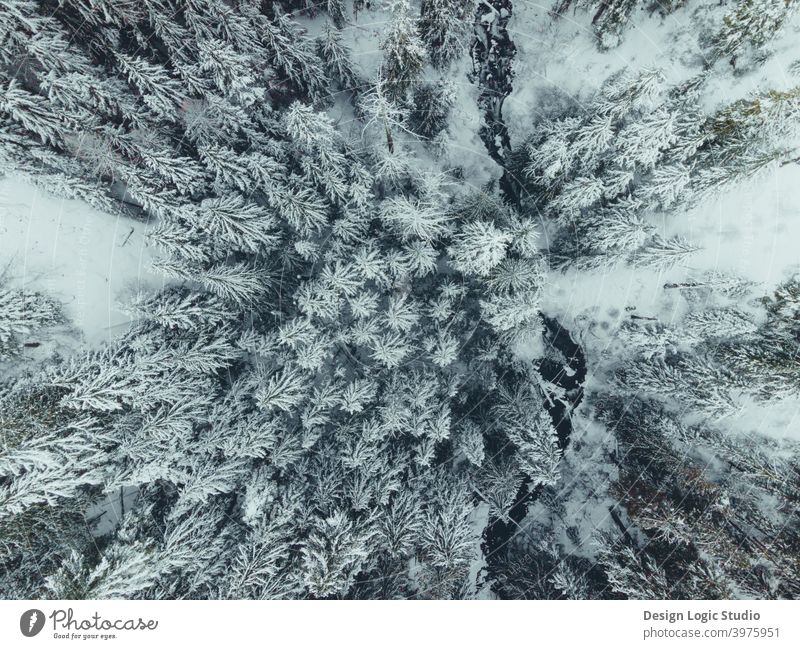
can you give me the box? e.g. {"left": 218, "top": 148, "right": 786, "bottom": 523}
{"left": 0, "top": 289, "right": 63, "bottom": 360}
{"left": 409, "top": 80, "right": 456, "bottom": 141}
{"left": 381, "top": 0, "right": 426, "bottom": 97}
{"left": 418, "top": 0, "right": 477, "bottom": 69}
{"left": 713, "top": 0, "right": 799, "bottom": 62}
{"left": 8, "top": 0, "right": 799, "bottom": 605}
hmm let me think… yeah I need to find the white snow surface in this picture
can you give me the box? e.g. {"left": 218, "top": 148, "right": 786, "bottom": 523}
{"left": 503, "top": 2, "right": 800, "bottom": 555}
{"left": 1, "top": 0, "right": 799, "bottom": 585}
{"left": 505, "top": 4, "right": 800, "bottom": 441}
{"left": 0, "top": 177, "right": 158, "bottom": 348}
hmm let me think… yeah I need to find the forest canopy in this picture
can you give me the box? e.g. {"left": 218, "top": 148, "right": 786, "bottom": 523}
{"left": 1, "top": 0, "right": 799, "bottom": 600}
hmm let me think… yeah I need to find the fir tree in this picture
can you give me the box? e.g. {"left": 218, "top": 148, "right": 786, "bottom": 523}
{"left": 381, "top": 0, "right": 426, "bottom": 97}
{"left": 0, "top": 288, "right": 63, "bottom": 359}
{"left": 713, "top": 0, "right": 799, "bottom": 61}
{"left": 418, "top": 0, "right": 477, "bottom": 69}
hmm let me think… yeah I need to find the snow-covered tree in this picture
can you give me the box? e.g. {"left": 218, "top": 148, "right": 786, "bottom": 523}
{"left": 8, "top": 0, "right": 798, "bottom": 605}
{"left": 713, "top": 0, "right": 799, "bottom": 61}
{"left": 594, "top": 394, "right": 800, "bottom": 598}
{"left": 0, "top": 288, "right": 63, "bottom": 359}
{"left": 317, "top": 24, "right": 360, "bottom": 94}
{"left": 630, "top": 234, "right": 699, "bottom": 270}
{"left": 448, "top": 220, "right": 511, "bottom": 276}
{"left": 716, "top": 276, "right": 800, "bottom": 400}
{"left": 359, "top": 74, "right": 413, "bottom": 153}
{"left": 409, "top": 80, "right": 456, "bottom": 141}
{"left": 418, "top": 0, "right": 477, "bottom": 69}
{"left": 556, "top": 1, "right": 687, "bottom": 50}
{"left": 381, "top": 0, "right": 426, "bottom": 97}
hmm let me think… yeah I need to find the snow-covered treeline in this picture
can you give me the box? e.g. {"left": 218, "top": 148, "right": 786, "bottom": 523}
{"left": 0, "top": 0, "right": 799, "bottom": 600}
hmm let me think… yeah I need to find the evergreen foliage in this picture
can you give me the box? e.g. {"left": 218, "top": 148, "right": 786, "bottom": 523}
{"left": 1, "top": 0, "right": 799, "bottom": 604}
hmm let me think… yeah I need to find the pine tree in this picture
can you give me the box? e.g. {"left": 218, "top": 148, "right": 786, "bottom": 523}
{"left": 0, "top": 79, "right": 71, "bottom": 147}
{"left": 448, "top": 220, "right": 511, "bottom": 276}
{"left": 358, "top": 75, "right": 413, "bottom": 153}
{"left": 664, "top": 270, "right": 755, "bottom": 298}
{"left": 301, "top": 511, "right": 374, "bottom": 597}
{"left": 381, "top": 0, "right": 426, "bottom": 97}
{"left": 418, "top": 0, "right": 476, "bottom": 69}
{"left": 716, "top": 276, "right": 800, "bottom": 400}
{"left": 630, "top": 234, "right": 699, "bottom": 270}
{"left": 585, "top": 1, "right": 640, "bottom": 50}
{"left": 45, "top": 542, "right": 161, "bottom": 599}
{"left": 409, "top": 80, "right": 456, "bottom": 141}
{"left": 595, "top": 394, "right": 800, "bottom": 598}
{"left": 317, "top": 24, "right": 361, "bottom": 94}
{"left": 713, "top": 0, "right": 799, "bottom": 61}
{"left": 0, "top": 289, "right": 63, "bottom": 359}
{"left": 595, "top": 531, "right": 672, "bottom": 598}
{"left": 682, "top": 307, "right": 758, "bottom": 342}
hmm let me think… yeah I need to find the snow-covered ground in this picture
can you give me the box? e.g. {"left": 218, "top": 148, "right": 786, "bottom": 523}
{"left": 502, "top": 4, "right": 800, "bottom": 442}
{"left": 541, "top": 161, "right": 800, "bottom": 348}
{"left": 497, "top": 2, "right": 800, "bottom": 556}
{"left": 506, "top": 2, "right": 800, "bottom": 134}
{"left": 1, "top": 3, "right": 795, "bottom": 472}
{"left": 0, "top": 177, "right": 158, "bottom": 348}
